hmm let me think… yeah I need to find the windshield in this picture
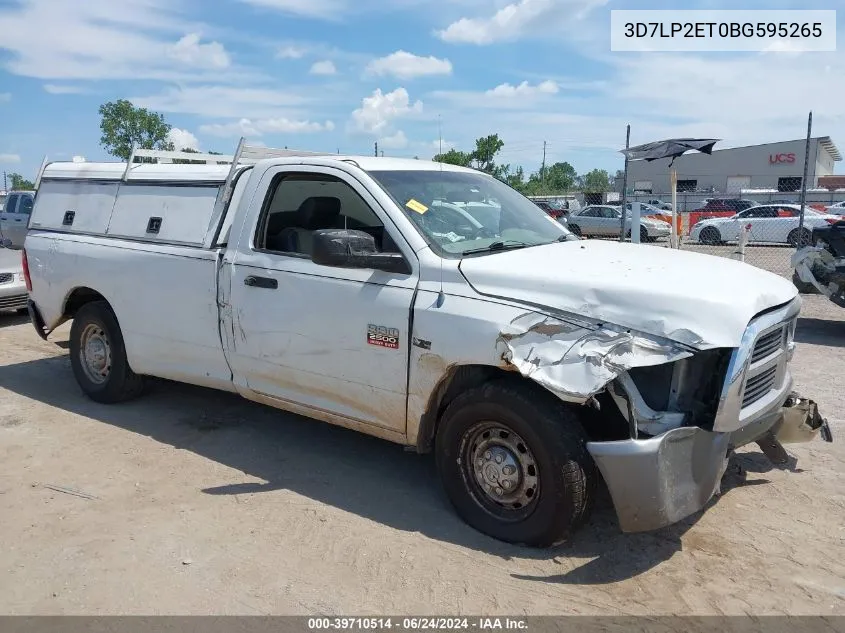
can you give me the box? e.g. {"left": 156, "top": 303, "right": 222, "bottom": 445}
{"left": 368, "top": 169, "right": 575, "bottom": 257}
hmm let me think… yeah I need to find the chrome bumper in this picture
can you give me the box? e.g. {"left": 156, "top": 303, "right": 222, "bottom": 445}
{"left": 587, "top": 391, "right": 832, "bottom": 533}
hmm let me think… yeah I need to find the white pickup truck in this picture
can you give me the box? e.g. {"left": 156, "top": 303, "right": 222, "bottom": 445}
{"left": 23, "top": 142, "right": 832, "bottom": 547}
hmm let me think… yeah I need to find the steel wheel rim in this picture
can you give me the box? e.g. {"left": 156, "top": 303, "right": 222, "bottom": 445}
{"left": 79, "top": 323, "right": 111, "bottom": 385}
{"left": 459, "top": 422, "right": 540, "bottom": 521}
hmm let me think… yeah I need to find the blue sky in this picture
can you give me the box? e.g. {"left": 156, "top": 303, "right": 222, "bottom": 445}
{"left": 0, "top": 0, "right": 843, "bottom": 182}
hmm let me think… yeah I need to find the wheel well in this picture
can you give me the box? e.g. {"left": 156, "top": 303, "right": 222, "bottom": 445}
{"left": 415, "top": 365, "right": 632, "bottom": 453}
{"left": 416, "top": 365, "right": 512, "bottom": 453}
{"left": 63, "top": 287, "right": 108, "bottom": 319}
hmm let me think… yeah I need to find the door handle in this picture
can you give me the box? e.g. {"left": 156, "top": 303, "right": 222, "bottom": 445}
{"left": 244, "top": 275, "right": 278, "bottom": 289}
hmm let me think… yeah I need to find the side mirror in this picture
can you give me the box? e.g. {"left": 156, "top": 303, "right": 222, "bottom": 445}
{"left": 311, "top": 229, "right": 411, "bottom": 275}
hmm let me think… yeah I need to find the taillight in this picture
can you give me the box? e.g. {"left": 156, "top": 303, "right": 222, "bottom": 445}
{"left": 21, "top": 248, "right": 32, "bottom": 292}
{"left": 548, "top": 210, "right": 563, "bottom": 219}
{"left": 826, "top": 218, "right": 838, "bottom": 224}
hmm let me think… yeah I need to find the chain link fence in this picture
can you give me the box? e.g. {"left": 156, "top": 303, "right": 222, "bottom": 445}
{"left": 559, "top": 180, "right": 845, "bottom": 281}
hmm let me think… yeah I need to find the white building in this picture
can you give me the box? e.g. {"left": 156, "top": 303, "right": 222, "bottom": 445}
{"left": 625, "top": 137, "right": 841, "bottom": 195}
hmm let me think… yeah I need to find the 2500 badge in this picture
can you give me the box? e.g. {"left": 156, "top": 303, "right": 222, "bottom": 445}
{"left": 367, "top": 324, "right": 400, "bottom": 349}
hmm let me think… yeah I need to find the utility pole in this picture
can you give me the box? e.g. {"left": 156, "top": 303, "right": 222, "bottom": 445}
{"left": 2, "top": 171, "right": 6, "bottom": 192}
{"left": 374, "top": 142, "right": 378, "bottom": 157}
{"left": 797, "top": 111, "right": 813, "bottom": 247}
{"left": 438, "top": 115, "right": 442, "bottom": 155}
{"left": 619, "top": 124, "right": 630, "bottom": 242}
{"left": 541, "top": 141, "right": 547, "bottom": 183}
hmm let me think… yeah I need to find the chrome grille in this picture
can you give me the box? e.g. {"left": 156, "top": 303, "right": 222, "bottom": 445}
{"left": 0, "top": 272, "right": 13, "bottom": 284}
{"left": 0, "top": 294, "right": 27, "bottom": 310}
{"left": 750, "top": 327, "right": 785, "bottom": 364}
{"left": 742, "top": 365, "right": 778, "bottom": 408}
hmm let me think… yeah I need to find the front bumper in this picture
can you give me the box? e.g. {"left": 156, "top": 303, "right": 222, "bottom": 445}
{"left": 586, "top": 392, "right": 832, "bottom": 533}
{"left": 0, "top": 278, "right": 27, "bottom": 311}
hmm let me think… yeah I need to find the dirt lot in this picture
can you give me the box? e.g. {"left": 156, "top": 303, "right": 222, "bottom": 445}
{"left": 0, "top": 295, "right": 843, "bottom": 616}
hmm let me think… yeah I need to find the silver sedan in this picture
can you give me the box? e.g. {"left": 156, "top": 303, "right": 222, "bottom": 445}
{"left": 566, "top": 205, "right": 671, "bottom": 242}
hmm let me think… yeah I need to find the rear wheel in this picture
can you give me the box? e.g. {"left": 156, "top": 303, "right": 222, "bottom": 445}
{"left": 787, "top": 227, "right": 812, "bottom": 247}
{"left": 435, "top": 380, "right": 596, "bottom": 547}
{"left": 69, "top": 301, "right": 145, "bottom": 403}
{"left": 699, "top": 226, "right": 721, "bottom": 245}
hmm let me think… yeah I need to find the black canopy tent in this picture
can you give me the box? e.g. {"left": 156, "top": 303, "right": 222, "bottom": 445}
{"left": 619, "top": 138, "right": 720, "bottom": 247}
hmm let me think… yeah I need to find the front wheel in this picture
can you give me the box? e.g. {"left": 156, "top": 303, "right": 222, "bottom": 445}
{"left": 626, "top": 226, "right": 649, "bottom": 242}
{"left": 568, "top": 224, "right": 582, "bottom": 237}
{"left": 69, "top": 301, "right": 145, "bottom": 403}
{"left": 435, "top": 380, "right": 596, "bottom": 547}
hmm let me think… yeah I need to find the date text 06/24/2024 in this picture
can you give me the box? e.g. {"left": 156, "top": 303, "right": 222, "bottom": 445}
{"left": 307, "top": 618, "right": 528, "bottom": 630}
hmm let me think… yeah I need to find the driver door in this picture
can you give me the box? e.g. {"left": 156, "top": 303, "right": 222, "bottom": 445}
{"left": 226, "top": 166, "right": 418, "bottom": 435}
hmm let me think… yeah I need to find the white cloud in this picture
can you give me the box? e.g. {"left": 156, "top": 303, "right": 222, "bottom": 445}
{"left": 167, "top": 128, "right": 200, "bottom": 151}
{"left": 167, "top": 33, "right": 231, "bottom": 70}
{"left": 485, "top": 80, "right": 558, "bottom": 97}
{"left": 132, "top": 85, "right": 312, "bottom": 119}
{"left": 310, "top": 60, "right": 337, "bottom": 75}
{"left": 277, "top": 45, "right": 306, "bottom": 59}
{"left": 72, "top": 155, "right": 86, "bottom": 163}
{"left": 200, "top": 118, "right": 335, "bottom": 137}
{"left": 366, "top": 51, "right": 452, "bottom": 80}
{"left": 238, "top": 0, "right": 345, "bottom": 19}
{"left": 0, "top": 153, "right": 21, "bottom": 164}
{"left": 0, "top": 1, "right": 243, "bottom": 82}
{"left": 436, "top": 0, "right": 607, "bottom": 44}
{"left": 43, "top": 84, "right": 87, "bottom": 94}
{"left": 378, "top": 130, "right": 409, "bottom": 150}
{"left": 351, "top": 87, "right": 423, "bottom": 135}
{"left": 0, "top": 92, "right": 9, "bottom": 102}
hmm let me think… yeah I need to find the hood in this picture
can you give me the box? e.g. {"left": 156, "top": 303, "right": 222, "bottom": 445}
{"left": 458, "top": 240, "right": 798, "bottom": 349}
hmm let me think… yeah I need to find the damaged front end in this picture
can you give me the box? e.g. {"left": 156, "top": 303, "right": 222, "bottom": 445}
{"left": 792, "top": 220, "right": 845, "bottom": 308}
{"left": 497, "top": 298, "right": 832, "bottom": 534}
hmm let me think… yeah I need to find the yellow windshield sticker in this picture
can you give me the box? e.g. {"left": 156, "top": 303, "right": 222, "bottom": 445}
{"left": 406, "top": 199, "right": 428, "bottom": 214}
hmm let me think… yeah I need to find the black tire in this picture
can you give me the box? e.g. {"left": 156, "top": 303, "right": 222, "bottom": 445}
{"left": 699, "top": 226, "right": 721, "bottom": 245}
{"left": 625, "top": 226, "right": 650, "bottom": 242}
{"left": 792, "top": 271, "right": 817, "bottom": 294}
{"left": 787, "top": 227, "right": 812, "bottom": 247}
{"left": 568, "top": 224, "right": 582, "bottom": 237}
{"left": 435, "top": 380, "right": 596, "bottom": 547}
{"left": 69, "top": 301, "right": 145, "bottom": 403}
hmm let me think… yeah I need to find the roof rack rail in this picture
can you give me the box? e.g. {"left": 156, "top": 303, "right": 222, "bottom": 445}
{"left": 130, "top": 138, "right": 330, "bottom": 168}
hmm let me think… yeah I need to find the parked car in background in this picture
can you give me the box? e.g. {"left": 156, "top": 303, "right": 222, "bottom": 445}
{"left": 0, "top": 190, "right": 35, "bottom": 249}
{"left": 0, "top": 239, "right": 28, "bottom": 314}
{"left": 694, "top": 198, "right": 756, "bottom": 215}
{"left": 533, "top": 199, "right": 567, "bottom": 220}
{"left": 567, "top": 205, "right": 671, "bottom": 241}
{"left": 792, "top": 220, "right": 845, "bottom": 308}
{"left": 690, "top": 204, "right": 843, "bottom": 246}
{"left": 824, "top": 201, "right": 845, "bottom": 216}
{"left": 646, "top": 199, "right": 673, "bottom": 211}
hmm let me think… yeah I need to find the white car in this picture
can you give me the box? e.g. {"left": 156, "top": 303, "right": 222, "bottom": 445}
{"left": 690, "top": 204, "right": 842, "bottom": 246}
{"left": 824, "top": 201, "right": 845, "bottom": 215}
{"left": 22, "top": 144, "right": 830, "bottom": 545}
{"left": 567, "top": 205, "right": 671, "bottom": 241}
{"left": 0, "top": 239, "right": 28, "bottom": 313}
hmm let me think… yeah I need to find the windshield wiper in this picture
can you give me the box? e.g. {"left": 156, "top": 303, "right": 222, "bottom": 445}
{"left": 461, "top": 240, "right": 531, "bottom": 255}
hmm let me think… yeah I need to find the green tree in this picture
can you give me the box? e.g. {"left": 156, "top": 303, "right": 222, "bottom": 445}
{"left": 8, "top": 172, "right": 34, "bottom": 190}
{"left": 543, "top": 162, "right": 577, "bottom": 192}
{"left": 433, "top": 148, "right": 473, "bottom": 167}
{"left": 98, "top": 99, "right": 172, "bottom": 160}
{"left": 581, "top": 168, "right": 611, "bottom": 192}
{"left": 472, "top": 134, "right": 504, "bottom": 173}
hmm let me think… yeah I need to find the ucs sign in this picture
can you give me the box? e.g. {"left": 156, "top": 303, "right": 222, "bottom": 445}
{"left": 769, "top": 153, "right": 796, "bottom": 165}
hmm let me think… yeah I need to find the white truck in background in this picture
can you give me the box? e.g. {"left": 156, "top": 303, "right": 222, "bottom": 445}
{"left": 22, "top": 141, "right": 832, "bottom": 546}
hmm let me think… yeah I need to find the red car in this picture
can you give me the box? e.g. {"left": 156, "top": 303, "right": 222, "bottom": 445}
{"left": 534, "top": 200, "right": 566, "bottom": 219}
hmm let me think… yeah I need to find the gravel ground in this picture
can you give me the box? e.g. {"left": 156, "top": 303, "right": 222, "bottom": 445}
{"left": 0, "top": 293, "right": 843, "bottom": 616}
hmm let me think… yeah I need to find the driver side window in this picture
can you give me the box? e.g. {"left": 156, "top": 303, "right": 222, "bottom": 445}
{"left": 256, "top": 173, "right": 400, "bottom": 257}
